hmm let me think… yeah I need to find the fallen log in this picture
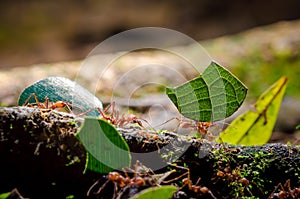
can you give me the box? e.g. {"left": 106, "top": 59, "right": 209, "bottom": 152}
{"left": 0, "top": 107, "right": 299, "bottom": 199}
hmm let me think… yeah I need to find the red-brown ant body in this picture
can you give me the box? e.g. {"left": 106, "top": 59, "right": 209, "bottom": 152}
{"left": 24, "top": 94, "right": 149, "bottom": 130}
{"left": 23, "top": 93, "right": 72, "bottom": 113}
{"left": 87, "top": 161, "right": 162, "bottom": 197}
{"left": 158, "top": 117, "right": 216, "bottom": 139}
{"left": 97, "top": 102, "right": 152, "bottom": 129}
{"left": 168, "top": 164, "right": 217, "bottom": 199}
{"left": 181, "top": 120, "right": 212, "bottom": 135}
{"left": 268, "top": 179, "right": 300, "bottom": 199}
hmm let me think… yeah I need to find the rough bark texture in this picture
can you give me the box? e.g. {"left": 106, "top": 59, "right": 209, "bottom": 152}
{"left": 0, "top": 107, "right": 299, "bottom": 199}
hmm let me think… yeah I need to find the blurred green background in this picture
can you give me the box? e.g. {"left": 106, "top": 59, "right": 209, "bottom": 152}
{"left": 1, "top": 0, "right": 300, "bottom": 101}
{"left": 0, "top": 1, "right": 299, "bottom": 65}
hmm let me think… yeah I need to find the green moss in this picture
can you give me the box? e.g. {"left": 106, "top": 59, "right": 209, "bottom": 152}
{"left": 209, "top": 145, "right": 294, "bottom": 198}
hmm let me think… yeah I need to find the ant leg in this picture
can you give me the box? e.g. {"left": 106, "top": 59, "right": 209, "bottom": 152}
{"left": 110, "top": 101, "right": 116, "bottom": 118}
{"left": 24, "top": 93, "right": 48, "bottom": 109}
{"left": 98, "top": 102, "right": 119, "bottom": 124}
{"left": 56, "top": 102, "right": 73, "bottom": 114}
{"left": 122, "top": 167, "right": 130, "bottom": 179}
{"left": 208, "top": 190, "right": 217, "bottom": 199}
{"left": 23, "top": 93, "right": 39, "bottom": 106}
{"left": 155, "top": 169, "right": 176, "bottom": 185}
{"left": 136, "top": 117, "right": 159, "bottom": 132}
{"left": 153, "top": 117, "right": 175, "bottom": 128}
{"left": 102, "top": 102, "right": 116, "bottom": 119}
{"left": 75, "top": 107, "right": 97, "bottom": 117}
{"left": 86, "top": 179, "right": 109, "bottom": 197}
{"left": 161, "top": 170, "right": 188, "bottom": 184}
{"left": 86, "top": 179, "right": 99, "bottom": 196}
{"left": 98, "top": 108, "right": 112, "bottom": 121}
{"left": 133, "top": 160, "right": 139, "bottom": 180}
{"left": 195, "top": 177, "right": 201, "bottom": 186}
{"left": 154, "top": 117, "right": 182, "bottom": 132}
{"left": 44, "top": 96, "right": 49, "bottom": 109}
{"left": 63, "top": 102, "right": 73, "bottom": 114}
{"left": 112, "top": 182, "right": 118, "bottom": 199}
{"left": 115, "top": 114, "right": 125, "bottom": 127}
{"left": 166, "top": 163, "right": 192, "bottom": 189}
{"left": 112, "top": 110, "right": 120, "bottom": 126}
{"left": 103, "top": 103, "right": 112, "bottom": 114}
{"left": 284, "top": 179, "right": 291, "bottom": 191}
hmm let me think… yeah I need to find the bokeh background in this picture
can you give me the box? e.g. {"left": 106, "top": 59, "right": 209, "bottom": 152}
{"left": 1, "top": 0, "right": 300, "bottom": 142}
{"left": 1, "top": 0, "right": 300, "bottom": 68}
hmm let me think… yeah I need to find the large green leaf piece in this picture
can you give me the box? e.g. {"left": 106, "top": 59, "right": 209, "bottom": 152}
{"left": 77, "top": 117, "right": 131, "bottom": 173}
{"left": 130, "top": 186, "right": 177, "bottom": 199}
{"left": 18, "top": 76, "right": 103, "bottom": 116}
{"left": 166, "top": 61, "right": 247, "bottom": 122}
{"left": 218, "top": 77, "right": 288, "bottom": 145}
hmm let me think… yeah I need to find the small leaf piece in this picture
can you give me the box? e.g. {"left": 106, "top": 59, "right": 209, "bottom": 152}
{"left": 0, "top": 192, "right": 10, "bottom": 199}
{"left": 77, "top": 117, "right": 131, "bottom": 173}
{"left": 18, "top": 76, "right": 103, "bottom": 116}
{"left": 218, "top": 77, "right": 288, "bottom": 145}
{"left": 130, "top": 186, "right": 177, "bottom": 199}
{"left": 166, "top": 61, "right": 247, "bottom": 122}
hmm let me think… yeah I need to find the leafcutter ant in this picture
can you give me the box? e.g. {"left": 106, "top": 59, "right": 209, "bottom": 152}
{"left": 96, "top": 102, "right": 156, "bottom": 130}
{"left": 156, "top": 116, "right": 224, "bottom": 141}
{"left": 23, "top": 93, "right": 73, "bottom": 113}
{"left": 86, "top": 161, "right": 175, "bottom": 198}
{"left": 165, "top": 164, "right": 217, "bottom": 199}
{"left": 268, "top": 179, "right": 300, "bottom": 199}
{"left": 213, "top": 166, "right": 253, "bottom": 197}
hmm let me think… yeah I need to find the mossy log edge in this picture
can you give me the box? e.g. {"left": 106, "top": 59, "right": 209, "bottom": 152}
{"left": 0, "top": 107, "right": 299, "bottom": 199}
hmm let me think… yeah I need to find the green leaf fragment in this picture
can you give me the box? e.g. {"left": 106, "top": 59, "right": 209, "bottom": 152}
{"left": 130, "top": 185, "right": 177, "bottom": 199}
{"left": 17, "top": 76, "right": 103, "bottom": 116}
{"left": 166, "top": 61, "right": 247, "bottom": 122}
{"left": 0, "top": 192, "right": 10, "bottom": 199}
{"left": 218, "top": 77, "right": 288, "bottom": 145}
{"left": 77, "top": 117, "right": 131, "bottom": 173}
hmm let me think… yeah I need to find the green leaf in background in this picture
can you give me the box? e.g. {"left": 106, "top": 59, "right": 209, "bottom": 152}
{"left": 166, "top": 61, "right": 247, "bottom": 122}
{"left": 17, "top": 76, "right": 103, "bottom": 116}
{"left": 218, "top": 77, "right": 288, "bottom": 145}
{"left": 296, "top": 125, "right": 300, "bottom": 131}
{"left": 130, "top": 186, "right": 177, "bottom": 199}
{"left": 77, "top": 117, "right": 131, "bottom": 173}
{"left": 0, "top": 192, "right": 10, "bottom": 199}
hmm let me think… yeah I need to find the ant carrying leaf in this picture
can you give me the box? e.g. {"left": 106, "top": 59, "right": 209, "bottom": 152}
{"left": 23, "top": 93, "right": 73, "bottom": 113}
{"left": 156, "top": 116, "right": 227, "bottom": 141}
